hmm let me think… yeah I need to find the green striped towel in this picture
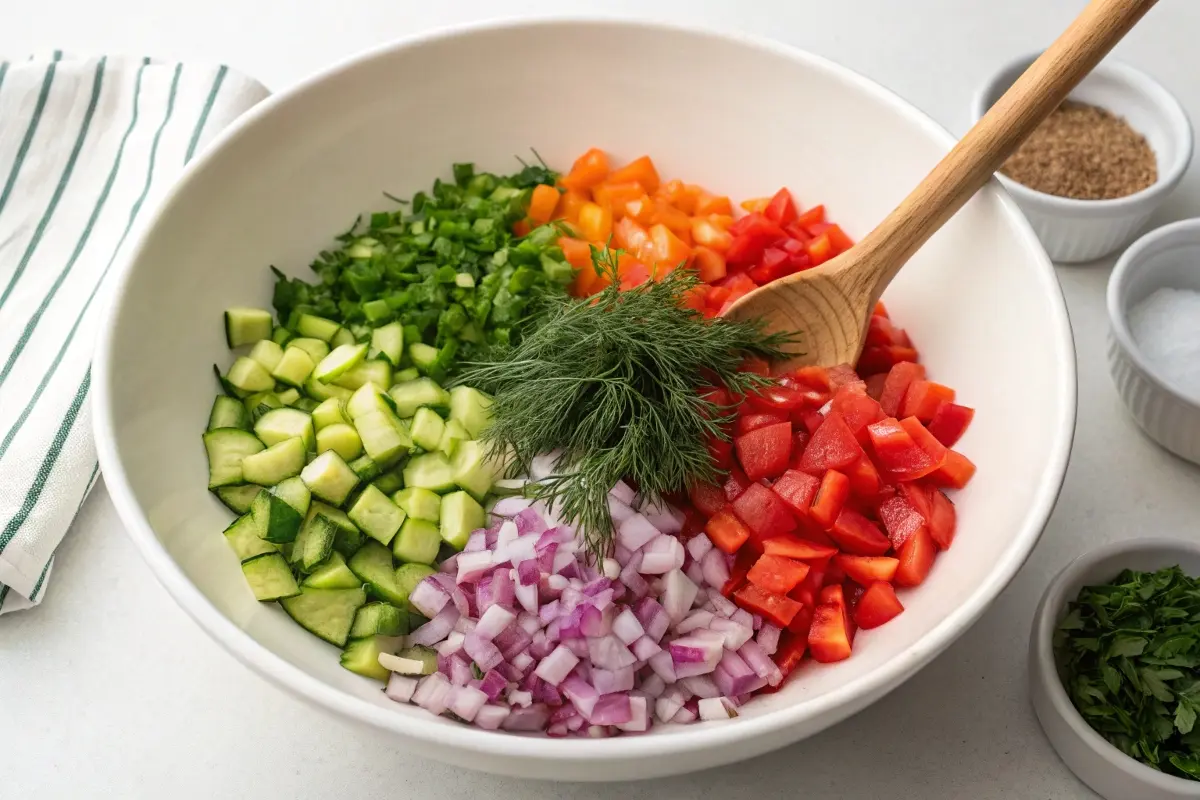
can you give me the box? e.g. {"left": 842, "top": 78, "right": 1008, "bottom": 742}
{"left": 0, "top": 52, "right": 268, "bottom": 614}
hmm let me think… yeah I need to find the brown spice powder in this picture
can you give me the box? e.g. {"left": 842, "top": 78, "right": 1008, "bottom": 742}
{"left": 1000, "top": 100, "right": 1157, "bottom": 200}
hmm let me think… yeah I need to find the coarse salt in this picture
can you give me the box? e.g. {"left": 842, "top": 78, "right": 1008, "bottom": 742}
{"left": 1128, "top": 287, "right": 1200, "bottom": 399}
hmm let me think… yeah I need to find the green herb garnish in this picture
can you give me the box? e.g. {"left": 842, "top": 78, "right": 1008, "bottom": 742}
{"left": 269, "top": 160, "right": 571, "bottom": 381}
{"left": 1055, "top": 565, "right": 1200, "bottom": 780}
{"left": 457, "top": 247, "right": 795, "bottom": 559}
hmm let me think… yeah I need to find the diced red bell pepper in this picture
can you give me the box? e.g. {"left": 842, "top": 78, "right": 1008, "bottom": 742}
{"left": 723, "top": 465, "right": 752, "bottom": 502}
{"left": 866, "top": 315, "right": 909, "bottom": 348}
{"left": 734, "top": 583, "right": 802, "bottom": 628}
{"left": 748, "top": 554, "right": 810, "bottom": 595}
{"left": 705, "top": 507, "right": 751, "bottom": 554}
{"left": 865, "top": 373, "right": 888, "bottom": 401}
{"left": 749, "top": 385, "right": 808, "bottom": 413}
{"left": 828, "top": 508, "right": 892, "bottom": 556}
{"left": 725, "top": 214, "right": 787, "bottom": 267}
{"left": 738, "top": 353, "right": 771, "bottom": 377}
{"left": 762, "top": 535, "right": 838, "bottom": 561}
{"left": 927, "top": 486, "right": 957, "bottom": 550}
{"left": 735, "top": 422, "right": 793, "bottom": 481}
{"left": 858, "top": 346, "right": 920, "bottom": 376}
{"left": 894, "top": 527, "right": 936, "bottom": 587}
{"left": 731, "top": 482, "right": 799, "bottom": 542}
{"left": 735, "top": 410, "right": 789, "bottom": 436}
{"left": 808, "top": 591, "right": 852, "bottom": 663}
{"left": 794, "top": 518, "right": 839, "bottom": 548}
{"left": 877, "top": 493, "right": 928, "bottom": 550}
{"left": 700, "top": 385, "right": 734, "bottom": 408}
{"left": 830, "top": 386, "right": 885, "bottom": 442}
{"left": 873, "top": 301, "right": 889, "bottom": 318}
{"left": 706, "top": 434, "right": 733, "bottom": 470}
{"left": 853, "top": 581, "right": 904, "bottom": 629}
{"left": 878, "top": 361, "right": 927, "bottom": 417}
{"left": 798, "top": 412, "right": 863, "bottom": 475}
{"left": 826, "top": 224, "right": 854, "bottom": 254}
{"left": 748, "top": 248, "right": 794, "bottom": 284}
{"left": 770, "top": 628, "right": 809, "bottom": 684}
{"left": 799, "top": 408, "right": 825, "bottom": 435}
{"left": 810, "top": 470, "right": 850, "bottom": 529}
{"left": 866, "top": 417, "right": 938, "bottom": 480}
{"left": 688, "top": 480, "right": 727, "bottom": 518}
{"left": 722, "top": 546, "right": 757, "bottom": 597}
{"left": 825, "top": 364, "right": 864, "bottom": 391}
{"left": 680, "top": 505, "right": 707, "bottom": 540}
{"left": 901, "top": 380, "right": 956, "bottom": 422}
{"left": 763, "top": 187, "right": 799, "bottom": 226}
{"left": 926, "top": 402, "right": 975, "bottom": 447}
{"left": 791, "top": 366, "right": 832, "bottom": 392}
{"left": 823, "top": 559, "right": 846, "bottom": 587}
{"left": 927, "top": 449, "right": 977, "bottom": 489}
{"left": 835, "top": 555, "right": 900, "bottom": 585}
{"left": 770, "top": 469, "right": 821, "bottom": 517}
{"left": 789, "top": 430, "right": 811, "bottom": 469}
{"left": 794, "top": 204, "right": 825, "bottom": 228}
{"left": 899, "top": 417, "right": 949, "bottom": 471}
{"left": 844, "top": 455, "right": 884, "bottom": 498}
{"left": 818, "top": 584, "right": 855, "bottom": 639}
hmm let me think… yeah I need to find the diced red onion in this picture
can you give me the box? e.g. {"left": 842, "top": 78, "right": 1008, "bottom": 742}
{"left": 672, "top": 706, "right": 697, "bottom": 723}
{"left": 464, "top": 633, "right": 503, "bottom": 671}
{"left": 713, "top": 650, "right": 766, "bottom": 696}
{"left": 708, "top": 591, "right": 738, "bottom": 618}
{"left": 655, "top": 689, "right": 685, "bottom": 722}
{"left": 612, "top": 608, "right": 645, "bottom": 645}
{"left": 592, "top": 666, "right": 635, "bottom": 695}
{"left": 474, "top": 703, "right": 511, "bottom": 730}
{"left": 590, "top": 692, "right": 632, "bottom": 725}
{"left": 680, "top": 674, "right": 721, "bottom": 699}
{"left": 698, "top": 696, "right": 738, "bottom": 721}
{"left": 464, "top": 529, "right": 488, "bottom": 552}
{"left": 508, "top": 689, "right": 532, "bottom": 707}
{"left": 384, "top": 673, "right": 419, "bottom": 703}
{"left": 491, "top": 496, "right": 533, "bottom": 518}
{"left": 513, "top": 508, "right": 545, "bottom": 535}
{"left": 412, "top": 673, "right": 452, "bottom": 715}
{"left": 609, "top": 480, "right": 636, "bottom": 505}
{"left": 529, "top": 451, "right": 563, "bottom": 481}
{"left": 640, "top": 673, "right": 666, "bottom": 699}
{"left": 701, "top": 548, "right": 731, "bottom": 589}
{"left": 640, "top": 536, "right": 685, "bottom": 575}
{"left": 409, "top": 604, "right": 460, "bottom": 646}
{"left": 710, "top": 617, "right": 754, "bottom": 650}
{"left": 453, "top": 616, "right": 477, "bottom": 636}
{"left": 616, "top": 514, "right": 661, "bottom": 552}
{"left": 607, "top": 496, "right": 637, "bottom": 526}
{"left": 756, "top": 623, "right": 781, "bottom": 654}
{"left": 409, "top": 578, "right": 450, "bottom": 618}
{"left": 661, "top": 569, "right": 699, "bottom": 623}
{"left": 510, "top": 651, "right": 534, "bottom": 675}
{"left": 587, "top": 635, "right": 637, "bottom": 670}
{"left": 552, "top": 550, "right": 576, "bottom": 575}
{"left": 559, "top": 674, "right": 599, "bottom": 718}
{"left": 438, "top": 554, "right": 458, "bottom": 574}
{"left": 493, "top": 625, "right": 531, "bottom": 661}
{"left": 684, "top": 561, "right": 705, "bottom": 586}
{"left": 676, "top": 610, "right": 715, "bottom": 634}
{"left": 457, "top": 551, "right": 494, "bottom": 583}
{"left": 475, "top": 604, "right": 515, "bottom": 641}
{"left": 448, "top": 655, "right": 474, "bottom": 686}
{"left": 502, "top": 703, "right": 550, "bottom": 731}
{"left": 730, "top": 608, "right": 755, "bottom": 632}
{"left": 648, "top": 649, "right": 677, "bottom": 683}
{"left": 601, "top": 558, "right": 621, "bottom": 579}
{"left": 633, "top": 597, "right": 671, "bottom": 642}
{"left": 516, "top": 559, "right": 540, "bottom": 586}
{"left": 435, "top": 630, "right": 465, "bottom": 657}
{"left": 514, "top": 579, "right": 538, "bottom": 614}
{"left": 641, "top": 500, "right": 683, "bottom": 535}
{"left": 686, "top": 533, "right": 714, "bottom": 562}
{"left": 448, "top": 685, "right": 488, "bottom": 722}
{"left": 631, "top": 635, "right": 662, "bottom": 661}
{"left": 533, "top": 644, "right": 579, "bottom": 686}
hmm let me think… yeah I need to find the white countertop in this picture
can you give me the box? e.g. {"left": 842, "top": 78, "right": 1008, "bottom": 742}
{"left": 5, "top": 1, "right": 1200, "bottom": 797}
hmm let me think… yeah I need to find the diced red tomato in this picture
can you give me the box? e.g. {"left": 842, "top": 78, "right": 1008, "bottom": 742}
{"left": 810, "top": 470, "right": 850, "bottom": 529}
{"left": 927, "top": 449, "right": 977, "bottom": 489}
{"left": 738, "top": 353, "right": 771, "bottom": 377}
{"left": 927, "top": 487, "right": 957, "bottom": 550}
{"left": 705, "top": 507, "right": 751, "bottom": 554}
{"left": 798, "top": 408, "right": 825, "bottom": 435}
{"left": 853, "top": 582, "right": 904, "bottom": 629}
{"left": 901, "top": 380, "right": 956, "bottom": 422}
{"left": 828, "top": 509, "right": 892, "bottom": 556}
{"left": 722, "top": 465, "right": 752, "bottom": 502}
{"left": 808, "top": 591, "right": 852, "bottom": 663}
{"left": 798, "top": 412, "right": 863, "bottom": 475}
{"left": 877, "top": 493, "right": 928, "bottom": 550}
{"left": 894, "top": 527, "right": 936, "bottom": 587}
{"left": 707, "top": 434, "right": 733, "bottom": 471}
{"left": 866, "top": 417, "right": 939, "bottom": 480}
{"left": 688, "top": 480, "right": 727, "bottom": 518}
{"left": 789, "top": 430, "right": 811, "bottom": 469}
{"left": 722, "top": 547, "right": 756, "bottom": 597}
{"left": 735, "top": 411, "right": 789, "bottom": 436}
{"left": 762, "top": 535, "right": 838, "bottom": 561}
{"left": 763, "top": 188, "right": 799, "bottom": 226}
{"left": 725, "top": 214, "right": 787, "bottom": 267}
{"left": 794, "top": 205, "right": 825, "bottom": 228}
{"left": 735, "top": 422, "right": 793, "bottom": 482}
{"left": 806, "top": 234, "right": 834, "bottom": 266}
{"left": 836, "top": 555, "right": 900, "bottom": 585}
{"left": 878, "top": 361, "right": 927, "bottom": 417}
{"left": 731, "top": 483, "right": 798, "bottom": 542}
{"left": 926, "top": 402, "right": 975, "bottom": 447}
{"left": 748, "top": 554, "right": 810, "bottom": 595}
{"left": 748, "top": 385, "right": 808, "bottom": 413}
{"left": 734, "top": 583, "right": 802, "bottom": 628}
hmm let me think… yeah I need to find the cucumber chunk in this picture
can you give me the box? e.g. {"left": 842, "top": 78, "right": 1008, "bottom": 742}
{"left": 303, "top": 551, "right": 364, "bottom": 590}
{"left": 223, "top": 512, "right": 279, "bottom": 561}
{"left": 349, "top": 455, "right": 382, "bottom": 482}
{"left": 292, "top": 513, "right": 337, "bottom": 571}
{"left": 208, "top": 395, "right": 251, "bottom": 432}
{"left": 395, "top": 563, "right": 437, "bottom": 604}
{"left": 355, "top": 409, "right": 411, "bottom": 466}
{"left": 392, "top": 517, "right": 441, "bottom": 565}
{"left": 333, "top": 359, "right": 391, "bottom": 391}
{"left": 340, "top": 634, "right": 402, "bottom": 681}
{"left": 392, "top": 367, "right": 420, "bottom": 384}
{"left": 225, "top": 307, "right": 273, "bottom": 348}
{"left": 248, "top": 339, "right": 284, "bottom": 372}
{"left": 347, "top": 541, "right": 408, "bottom": 607}
{"left": 393, "top": 487, "right": 441, "bottom": 522}
{"left": 271, "top": 326, "right": 293, "bottom": 347}
{"left": 214, "top": 484, "right": 262, "bottom": 515}
{"left": 241, "top": 436, "right": 306, "bottom": 486}
{"left": 437, "top": 419, "right": 470, "bottom": 456}
{"left": 311, "top": 397, "right": 348, "bottom": 431}
{"left": 293, "top": 397, "right": 320, "bottom": 413}
{"left": 347, "top": 383, "right": 394, "bottom": 420}
{"left": 250, "top": 490, "right": 303, "bottom": 543}
{"left": 396, "top": 645, "right": 438, "bottom": 675}
{"left": 254, "top": 407, "right": 315, "bottom": 450}
{"left": 440, "top": 490, "right": 484, "bottom": 550}
{"left": 315, "top": 343, "right": 368, "bottom": 383}
{"left": 316, "top": 422, "right": 363, "bottom": 462}
{"left": 388, "top": 378, "right": 450, "bottom": 418}
{"left": 300, "top": 450, "right": 360, "bottom": 506}
{"left": 403, "top": 452, "right": 456, "bottom": 493}
{"left": 348, "top": 485, "right": 407, "bottom": 546}
{"left": 287, "top": 337, "right": 331, "bottom": 365}
{"left": 277, "top": 387, "right": 301, "bottom": 406}
{"left": 241, "top": 553, "right": 300, "bottom": 601}
{"left": 271, "top": 347, "right": 315, "bottom": 388}
{"left": 449, "top": 385, "right": 493, "bottom": 438}
{"left": 270, "top": 475, "right": 311, "bottom": 517}
{"left": 349, "top": 602, "right": 408, "bottom": 639}
{"left": 330, "top": 327, "right": 357, "bottom": 349}
{"left": 369, "top": 322, "right": 404, "bottom": 366}
{"left": 295, "top": 313, "right": 341, "bottom": 343}
{"left": 450, "top": 440, "right": 502, "bottom": 501}
{"left": 410, "top": 407, "right": 445, "bottom": 452}
{"left": 280, "top": 586, "right": 367, "bottom": 646}
{"left": 203, "top": 428, "right": 265, "bottom": 489}
{"left": 226, "top": 357, "right": 275, "bottom": 393}
{"left": 371, "top": 469, "right": 405, "bottom": 496}
{"left": 307, "top": 502, "right": 364, "bottom": 557}
{"left": 409, "top": 342, "right": 439, "bottom": 376}
{"left": 304, "top": 374, "right": 353, "bottom": 403}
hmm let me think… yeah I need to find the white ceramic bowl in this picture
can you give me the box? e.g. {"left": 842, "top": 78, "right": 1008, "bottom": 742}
{"left": 972, "top": 54, "right": 1193, "bottom": 263}
{"left": 93, "top": 19, "right": 1076, "bottom": 781}
{"left": 1107, "top": 219, "right": 1200, "bottom": 466}
{"left": 1031, "top": 538, "right": 1200, "bottom": 800}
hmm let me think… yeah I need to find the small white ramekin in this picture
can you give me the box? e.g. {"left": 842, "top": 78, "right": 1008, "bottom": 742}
{"left": 973, "top": 54, "right": 1193, "bottom": 263}
{"left": 1031, "top": 538, "right": 1200, "bottom": 800}
{"left": 1107, "top": 219, "right": 1200, "bottom": 465}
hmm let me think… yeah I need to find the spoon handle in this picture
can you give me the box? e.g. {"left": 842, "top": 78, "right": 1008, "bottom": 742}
{"left": 858, "top": 0, "right": 1158, "bottom": 289}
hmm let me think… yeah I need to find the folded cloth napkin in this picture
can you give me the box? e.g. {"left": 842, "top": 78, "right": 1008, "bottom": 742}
{"left": 0, "top": 52, "right": 268, "bottom": 613}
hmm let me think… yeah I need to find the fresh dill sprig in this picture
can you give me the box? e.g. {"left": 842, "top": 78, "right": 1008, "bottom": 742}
{"left": 455, "top": 246, "right": 797, "bottom": 559}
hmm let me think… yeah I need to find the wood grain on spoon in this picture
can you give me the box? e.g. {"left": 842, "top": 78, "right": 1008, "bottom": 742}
{"left": 722, "top": 0, "right": 1158, "bottom": 370}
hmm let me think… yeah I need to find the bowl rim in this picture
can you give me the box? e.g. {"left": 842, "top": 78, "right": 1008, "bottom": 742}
{"left": 1107, "top": 217, "right": 1200, "bottom": 408}
{"left": 1031, "top": 537, "right": 1200, "bottom": 793}
{"left": 92, "top": 15, "right": 1078, "bottom": 763}
{"left": 969, "top": 53, "right": 1194, "bottom": 212}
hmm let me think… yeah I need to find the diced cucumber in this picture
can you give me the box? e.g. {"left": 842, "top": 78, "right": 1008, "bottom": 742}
{"left": 330, "top": 327, "right": 357, "bottom": 349}
{"left": 403, "top": 452, "right": 456, "bottom": 493}
{"left": 450, "top": 440, "right": 501, "bottom": 501}
{"left": 349, "top": 602, "right": 408, "bottom": 639}
{"left": 271, "top": 347, "right": 315, "bottom": 388}
{"left": 355, "top": 410, "right": 411, "bottom": 466}
{"left": 223, "top": 512, "right": 278, "bottom": 561}
{"left": 316, "top": 422, "right": 363, "bottom": 461}
{"left": 226, "top": 357, "right": 275, "bottom": 393}
{"left": 347, "top": 541, "right": 408, "bottom": 606}
{"left": 248, "top": 339, "right": 284, "bottom": 372}
{"left": 449, "top": 385, "right": 493, "bottom": 438}
{"left": 393, "top": 487, "right": 441, "bottom": 522}
{"left": 303, "top": 551, "right": 364, "bottom": 590}
{"left": 392, "top": 367, "right": 420, "bottom": 384}
{"left": 214, "top": 363, "right": 249, "bottom": 398}
{"left": 438, "top": 419, "right": 470, "bottom": 456}
{"left": 241, "top": 436, "right": 306, "bottom": 486}
{"left": 300, "top": 450, "right": 360, "bottom": 506}
{"left": 208, "top": 395, "right": 251, "bottom": 432}
{"left": 395, "top": 563, "right": 437, "bottom": 605}
{"left": 333, "top": 359, "right": 391, "bottom": 391}
{"left": 370, "top": 322, "right": 404, "bottom": 366}
{"left": 225, "top": 307, "right": 273, "bottom": 348}
{"left": 315, "top": 343, "right": 368, "bottom": 383}
{"left": 214, "top": 484, "right": 262, "bottom": 515}
{"left": 396, "top": 645, "right": 438, "bottom": 675}
{"left": 388, "top": 378, "right": 450, "bottom": 418}
{"left": 203, "top": 428, "right": 265, "bottom": 489}
{"left": 347, "top": 383, "right": 394, "bottom": 420}
{"left": 293, "top": 397, "right": 320, "bottom": 413}
{"left": 250, "top": 490, "right": 303, "bottom": 543}
{"left": 440, "top": 490, "right": 484, "bottom": 550}
{"left": 271, "top": 326, "right": 293, "bottom": 347}
{"left": 311, "top": 397, "right": 348, "bottom": 430}
{"left": 410, "top": 407, "right": 445, "bottom": 452}
{"left": 292, "top": 513, "right": 337, "bottom": 571}
{"left": 409, "top": 342, "right": 439, "bottom": 375}
{"left": 392, "top": 518, "right": 441, "bottom": 565}
{"left": 307, "top": 502, "right": 363, "bottom": 557}
{"left": 348, "top": 485, "right": 407, "bottom": 546}
{"left": 277, "top": 387, "right": 301, "bottom": 406}
{"left": 340, "top": 634, "right": 402, "bottom": 681}
{"left": 242, "top": 390, "right": 281, "bottom": 414}
{"left": 295, "top": 313, "right": 341, "bottom": 342}
{"left": 287, "top": 337, "right": 330, "bottom": 365}
{"left": 280, "top": 586, "right": 367, "bottom": 646}
{"left": 371, "top": 469, "right": 405, "bottom": 496}
{"left": 304, "top": 374, "right": 353, "bottom": 403}
{"left": 254, "top": 407, "right": 315, "bottom": 450}
{"left": 241, "top": 553, "right": 300, "bottom": 601}
{"left": 269, "top": 475, "right": 311, "bottom": 516}
{"left": 349, "top": 454, "right": 381, "bottom": 482}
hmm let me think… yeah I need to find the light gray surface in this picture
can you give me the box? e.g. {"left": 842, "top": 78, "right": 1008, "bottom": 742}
{"left": 4, "top": 1, "right": 1200, "bottom": 797}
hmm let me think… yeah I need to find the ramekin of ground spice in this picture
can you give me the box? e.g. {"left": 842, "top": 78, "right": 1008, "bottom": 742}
{"left": 973, "top": 55, "right": 1193, "bottom": 263}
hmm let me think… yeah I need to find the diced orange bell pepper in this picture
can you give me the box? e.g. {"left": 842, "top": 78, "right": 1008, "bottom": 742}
{"left": 691, "top": 217, "right": 733, "bottom": 252}
{"left": 652, "top": 200, "right": 693, "bottom": 240}
{"left": 512, "top": 219, "right": 531, "bottom": 237}
{"left": 656, "top": 179, "right": 702, "bottom": 214}
{"left": 561, "top": 147, "right": 609, "bottom": 191}
{"left": 826, "top": 223, "right": 854, "bottom": 253}
{"left": 740, "top": 196, "right": 771, "bottom": 214}
{"left": 613, "top": 217, "right": 652, "bottom": 258}
{"left": 695, "top": 190, "right": 733, "bottom": 216}
{"left": 555, "top": 189, "right": 591, "bottom": 224}
{"left": 705, "top": 508, "right": 751, "bottom": 554}
{"left": 608, "top": 155, "right": 661, "bottom": 193}
{"left": 692, "top": 246, "right": 727, "bottom": 283}
{"left": 592, "top": 181, "right": 646, "bottom": 218}
{"left": 807, "top": 233, "right": 834, "bottom": 266}
{"left": 794, "top": 205, "right": 826, "bottom": 228}
{"left": 527, "top": 184, "right": 561, "bottom": 226}
{"left": 578, "top": 202, "right": 613, "bottom": 243}
{"left": 647, "top": 223, "right": 692, "bottom": 276}
{"left": 681, "top": 285, "right": 707, "bottom": 311}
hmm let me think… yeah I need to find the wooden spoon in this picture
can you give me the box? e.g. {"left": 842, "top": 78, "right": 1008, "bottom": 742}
{"left": 723, "top": 0, "right": 1158, "bottom": 370}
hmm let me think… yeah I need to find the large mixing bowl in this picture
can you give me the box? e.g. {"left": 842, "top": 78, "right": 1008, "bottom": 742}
{"left": 93, "top": 18, "right": 1076, "bottom": 781}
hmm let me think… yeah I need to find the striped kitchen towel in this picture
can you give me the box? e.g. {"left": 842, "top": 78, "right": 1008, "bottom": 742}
{"left": 0, "top": 53, "right": 269, "bottom": 614}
